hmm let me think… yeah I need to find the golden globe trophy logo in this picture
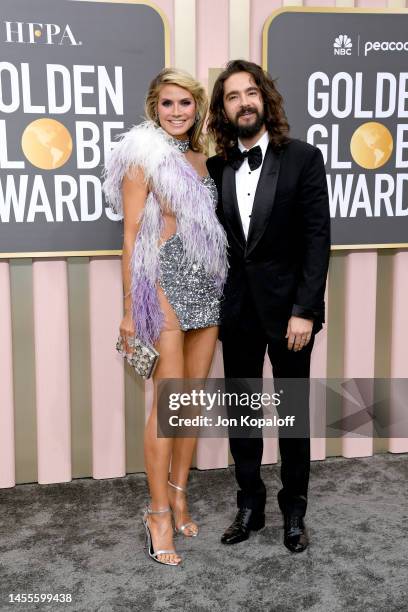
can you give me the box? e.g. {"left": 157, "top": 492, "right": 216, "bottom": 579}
{"left": 265, "top": 10, "right": 408, "bottom": 247}
{"left": 0, "top": 0, "right": 165, "bottom": 256}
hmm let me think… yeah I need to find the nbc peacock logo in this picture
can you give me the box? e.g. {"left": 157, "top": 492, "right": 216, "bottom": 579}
{"left": 333, "top": 34, "right": 353, "bottom": 56}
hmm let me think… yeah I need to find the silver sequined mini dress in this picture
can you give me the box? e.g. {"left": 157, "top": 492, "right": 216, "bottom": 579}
{"left": 157, "top": 175, "right": 221, "bottom": 332}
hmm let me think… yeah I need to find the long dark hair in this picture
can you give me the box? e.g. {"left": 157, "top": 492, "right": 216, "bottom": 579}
{"left": 208, "top": 59, "right": 290, "bottom": 158}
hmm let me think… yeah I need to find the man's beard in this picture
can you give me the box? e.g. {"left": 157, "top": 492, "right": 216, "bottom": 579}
{"left": 231, "top": 107, "right": 265, "bottom": 139}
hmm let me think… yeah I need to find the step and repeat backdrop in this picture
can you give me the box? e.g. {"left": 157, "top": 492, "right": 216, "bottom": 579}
{"left": 0, "top": 0, "right": 165, "bottom": 256}
{"left": 2, "top": 5, "right": 408, "bottom": 254}
{"left": 265, "top": 9, "right": 408, "bottom": 248}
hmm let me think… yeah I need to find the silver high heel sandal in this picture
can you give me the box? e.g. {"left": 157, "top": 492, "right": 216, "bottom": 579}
{"left": 168, "top": 480, "right": 199, "bottom": 537}
{"left": 142, "top": 507, "right": 182, "bottom": 566}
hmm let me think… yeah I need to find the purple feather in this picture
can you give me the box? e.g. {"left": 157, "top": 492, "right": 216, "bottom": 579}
{"left": 102, "top": 121, "right": 228, "bottom": 346}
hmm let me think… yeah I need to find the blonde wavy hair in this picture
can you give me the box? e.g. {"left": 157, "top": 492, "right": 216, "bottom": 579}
{"left": 145, "top": 68, "right": 208, "bottom": 154}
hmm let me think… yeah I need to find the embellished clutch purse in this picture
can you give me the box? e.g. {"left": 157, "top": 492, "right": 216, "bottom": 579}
{"left": 116, "top": 335, "right": 159, "bottom": 380}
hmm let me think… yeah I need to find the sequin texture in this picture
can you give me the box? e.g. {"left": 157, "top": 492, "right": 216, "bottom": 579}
{"left": 158, "top": 175, "right": 221, "bottom": 330}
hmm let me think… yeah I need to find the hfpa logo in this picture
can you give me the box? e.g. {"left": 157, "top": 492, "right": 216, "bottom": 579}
{"left": 3, "top": 21, "right": 82, "bottom": 45}
{"left": 333, "top": 34, "right": 352, "bottom": 56}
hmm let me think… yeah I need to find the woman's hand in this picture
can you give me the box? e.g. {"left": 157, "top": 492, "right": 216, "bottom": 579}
{"left": 119, "top": 309, "right": 135, "bottom": 354}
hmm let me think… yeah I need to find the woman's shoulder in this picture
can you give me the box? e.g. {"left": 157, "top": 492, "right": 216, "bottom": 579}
{"left": 113, "top": 121, "right": 172, "bottom": 163}
{"left": 103, "top": 121, "right": 167, "bottom": 215}
{"left": 104, "top": 120, "right": 173, "bottom": 184}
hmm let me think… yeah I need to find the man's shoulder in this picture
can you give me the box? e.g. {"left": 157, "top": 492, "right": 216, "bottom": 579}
{"left": 283, "top": 138, "right": 322, "bottom": 162}
{"left": 207, "top": 154, "right": 226, "bottom": 170}
{"left": 284, "top": 138, "right": 319, "bottom": 155}
{"left": 206, "top": 155, "right": 227, "bottom": 183}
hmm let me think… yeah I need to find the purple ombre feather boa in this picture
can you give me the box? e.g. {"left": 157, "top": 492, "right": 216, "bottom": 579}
{"left": 102, "top": 121, "right": 228, "bottom": 346}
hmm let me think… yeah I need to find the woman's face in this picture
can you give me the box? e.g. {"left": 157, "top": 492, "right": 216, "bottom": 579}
{"left": 156, "top": 84, "right": 196, "bottom": 140}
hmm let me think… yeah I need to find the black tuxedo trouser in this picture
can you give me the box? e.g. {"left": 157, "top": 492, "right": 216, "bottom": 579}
{"left": 221, "top": 296, "right": 314, "bottom": 518}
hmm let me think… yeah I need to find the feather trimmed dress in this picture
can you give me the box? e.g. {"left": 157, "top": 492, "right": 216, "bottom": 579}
{"left": 102, "top": 120, "right": 228, "bottom": 347}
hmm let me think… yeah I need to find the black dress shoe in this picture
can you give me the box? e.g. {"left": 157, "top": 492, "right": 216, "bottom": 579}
{"left": 221, "top": 508, "right": 265, "bottom": 545}
{"left": 283, "top": 515, "right": 308, "bottom": 553}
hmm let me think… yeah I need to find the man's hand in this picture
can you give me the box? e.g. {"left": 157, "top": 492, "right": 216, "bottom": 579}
{"left": 285, "top": 316, "right": 313, "bottom": 351}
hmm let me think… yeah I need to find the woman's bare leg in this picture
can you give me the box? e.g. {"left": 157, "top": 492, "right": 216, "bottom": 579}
{"left": 144, "top": 329, "right": 184, "bottom": 564}
{"left": 168, "top": 326, "right": 219, "bottom": 535}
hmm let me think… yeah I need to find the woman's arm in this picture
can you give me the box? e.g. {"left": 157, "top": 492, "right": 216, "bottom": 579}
{"left": 120, "top": 166, "right": 148, "bottom": 350}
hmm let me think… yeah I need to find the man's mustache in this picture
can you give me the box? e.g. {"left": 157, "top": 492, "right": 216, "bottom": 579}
{"left": 236, "top": 107, "right": 259, "bottom": 119}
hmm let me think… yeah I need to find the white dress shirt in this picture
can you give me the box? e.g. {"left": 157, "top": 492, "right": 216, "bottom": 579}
{"left": 235, "top": 130, "right": 270, "bottom": 239}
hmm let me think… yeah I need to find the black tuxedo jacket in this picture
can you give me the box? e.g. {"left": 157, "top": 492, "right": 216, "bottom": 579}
{"left": 207, "top": 138, "right": 331, "bottom": 340}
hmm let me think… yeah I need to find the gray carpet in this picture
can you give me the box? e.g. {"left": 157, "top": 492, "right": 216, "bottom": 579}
{"left": 1, "top": 454, "right": 407, "bottom": 612}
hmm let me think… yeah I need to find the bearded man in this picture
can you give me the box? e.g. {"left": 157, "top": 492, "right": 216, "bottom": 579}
{"left": 207, "top": 59, "right": 330, "bottom": 553}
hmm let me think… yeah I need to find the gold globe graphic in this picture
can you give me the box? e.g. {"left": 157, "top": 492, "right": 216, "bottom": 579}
{"left": 350, "top": 122, "right": 393, "bottom": 170}
{"left": 21, "top": 119, "right": 73, "bottom": 170}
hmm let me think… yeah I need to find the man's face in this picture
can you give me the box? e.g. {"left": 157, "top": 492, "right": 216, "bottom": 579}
{"left": 222, "top": 71, "right": 265, "bottom": 138}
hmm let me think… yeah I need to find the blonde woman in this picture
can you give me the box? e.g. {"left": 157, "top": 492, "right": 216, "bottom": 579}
{"left": 103, "top": 69, "right": 228, "bottom": 566}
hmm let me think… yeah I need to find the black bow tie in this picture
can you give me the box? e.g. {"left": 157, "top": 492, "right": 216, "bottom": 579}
{"left": 229, "top": 145, "right": 263, "bottom": 171}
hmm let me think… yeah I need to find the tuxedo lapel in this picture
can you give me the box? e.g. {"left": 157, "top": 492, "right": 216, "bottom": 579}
{"left": 246, "top": 144, "right": 281, "bottom": 257}
{"left": 222, "top": 163, "right": 246, "bottom": 251}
